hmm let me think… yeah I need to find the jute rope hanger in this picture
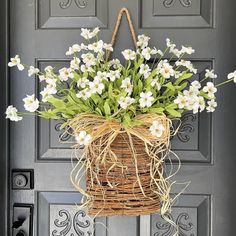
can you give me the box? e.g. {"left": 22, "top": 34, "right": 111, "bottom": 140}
{"left": 110, "top": 7, "right": 138, "bottom": 50}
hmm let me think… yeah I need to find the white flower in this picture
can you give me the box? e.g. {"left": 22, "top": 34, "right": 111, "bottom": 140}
{"left": 70, "top": 57, "right": 80, "bottom": 70}
{"left": 187, "top": 96, "right": 202, "bottom": 114}
{"left": 88, "top": 40, "right": 104, "bottom": 53}
{"left": 118, "top": 96, "right": 135, "bottom": 109}
{"left": 205, "top": 69, "right": 217, "bottom": 79}
{"left": 77, "top": 77, "right": 89, "bottom": 88}
{"left": 28, "top": 66, "right": 39, "bottom": 77}
{"left": 76, "top": 88, "right": 92, "bottom": 100}
{"left": 95, "top": 71, "right": 109, "bottom": 81}
{"left": 81, "top": 53, "right": 96, "bottom": 67}
{"left": 166, "top": 38, "right": 176, "bottom": 49}
{"left": 121, "top": 77, "right": 133, "bottom": 95}
{"left": 139, "top": 91, "right": 154, "bottom": 108}
{"left": 174, "top": 71, "right": 183, "bottom": 79}
{"left": 203, "top": 82, "right": 217, "bottom": 98}
{"left": 157, "top": 50, "right": 164, "bottom": 57}
{"left": 46, "top": 84, "right": 57, "bottom": 95}
{"left": 103, "top": 43, "right": 113, "bottom": 51}
{"left": 75, "top": 131, "right": 91, "bottom": 146}
{"left": 183, "top": 86, "right": 199, "bottom": 98}
{"left": 139, "top": 64, "right": 151, "bottom": 78}
{"left": 80, "top": 64, "right": 94, "bottom": 73}
{"left": 175, "top": 60, "right": 197, "bottom": 74}
{"left": 149, "top": 120, "right": 165, "bottom": 138}
{"left": 137, "top": 34, "right": 150, "bottom": 48}
{"left": 198, "top": 96, "right": 206, "bottom": 112}
{"left": 66, "top": 44, "right": 81, "bottom": 55}
{"left": 151, "top": 78, "right": 161, "bottom": 91}
{"left": 122, "top": 49, "right": 136, "bottom": 60}
{"left": 107, "top": 70, "right": 120, "bottom": 82}
{"left": 109, "top": 59, "right": 122, "bottom": 69}
{"left": 89, "top": 78, "right": 105, "bottom": 94}
{"left": 159, "top": 62, "right": 174, "bottom": 79}
{"left": 59, "top": 67, "right": 74, "bottom": 81}
{"left": 5, "top": 105, "right": 22, "bottom": 121}
{"left": 8, "top": 55, "right": 24, "bottom": 71}
{"left": 141, "top": 47, "right": 156, "bottom": 60}
{"left": 44, "top": 66, "right": 53, "bottom": 74}
{"left": 181, "top": 46, "right": 195, "bottom": 55}
{"left": 174, "top": 94, "right": 189, "bottom": 109}
{"left": 227, "top": 70, "right": 236, "bottom": 83}
{"left": 39, "top": 75, "right": 46, "bottom": 82}
{"left": 81, "top": 28, "right": 93, "bottom": 40}
{"left": 170, "top": 47, "right": 182, "bottom": 58}
{"left": 91, "top": 27, "right": 100, "bottom": 37}
{"left": 40, "top": 87, "right": 53, "bottom": 102}
{"left": 191, "top": 81, "right": 201, "bottom": 89}
{"left": 206, "top": 99, "right": 217, "bottom": 112}
{"left": 23, "top": 94, "right": 39, "bottom": 112}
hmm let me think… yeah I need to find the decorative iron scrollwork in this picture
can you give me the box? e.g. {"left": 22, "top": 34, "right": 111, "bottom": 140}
{"left": 52, "top": 210, "right": 92, "bottom": 236}
{"left": 173, "top": 113, "right": 197, "bottom": 143}
{"left": 163, "top": 0, "right": 192, "bottom": 8}
{"left": 55, "top": 121, "right": 71, "bottom": 142}
{"left": 155, "top": 212, "right": 195, "bottom": 236}
{"left": 59, "top": 0, "right": 88, "bottom": 9}
{"left": 52, "top": 210, "right": 72, "bottom": 236}
{"left": 74, "top": 210, "right": 92, "bottom": 236}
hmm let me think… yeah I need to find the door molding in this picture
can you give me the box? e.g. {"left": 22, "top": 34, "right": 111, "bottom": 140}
{"left": 0, "top": 0, "right": 9, "bottom": 234}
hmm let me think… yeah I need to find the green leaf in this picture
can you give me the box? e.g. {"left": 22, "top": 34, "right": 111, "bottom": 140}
{"left": 164, "top": 82, "right": 175, "bottom": 91}
{"left": 138, "top": 80, "right": 143, "bottom": 93}
{"left": 149, "top": 107, "right": 165, "bottom": 114}
{"left": 123, "top": 113, "right": 131, "bottom": 127}
{"left": 103, "top": 100, "right": 111, "bottom": 116}
{"left": 175, "top": 72, "right": 193, "bottom": 85}
{"left": 166, "top": 108, "right": 182, "bottom": 118}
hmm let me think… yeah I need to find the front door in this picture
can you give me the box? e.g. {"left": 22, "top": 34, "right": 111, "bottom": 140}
{"left": 8, "top": 0, "right": 236, "bottom": 235}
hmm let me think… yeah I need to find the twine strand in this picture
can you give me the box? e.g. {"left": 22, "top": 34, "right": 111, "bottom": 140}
{"left": 108, "top": 7, "right": 137, "bottom": 59}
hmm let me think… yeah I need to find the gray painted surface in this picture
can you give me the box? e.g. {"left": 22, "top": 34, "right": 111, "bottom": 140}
{"left": 7, "top": 0, "right": 236, "bottom": 235}
{"left": 0, "top": 0, "right": 8, "bottom": 235}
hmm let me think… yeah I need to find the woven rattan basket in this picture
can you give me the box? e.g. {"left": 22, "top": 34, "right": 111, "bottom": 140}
{"left": 87, "top": 132, "right": 162, "bottom": 216}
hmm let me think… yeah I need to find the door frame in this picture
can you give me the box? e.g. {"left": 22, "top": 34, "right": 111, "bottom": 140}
{"left": 0, "top": 0, "right": 9, "bottom": 235}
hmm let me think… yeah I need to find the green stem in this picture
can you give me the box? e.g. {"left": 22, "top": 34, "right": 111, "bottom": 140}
{"left": 216, "top": 78, "right": 234, "bottom": 87}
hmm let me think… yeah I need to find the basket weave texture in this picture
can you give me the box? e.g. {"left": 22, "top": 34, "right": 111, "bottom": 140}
{"left": 87, "top": 132, "right": 162, "bottom": 216}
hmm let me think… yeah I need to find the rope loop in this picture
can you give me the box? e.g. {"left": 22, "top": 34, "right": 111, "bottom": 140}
{"left": 110, "top": 7, "right": 137, "bottom": 53}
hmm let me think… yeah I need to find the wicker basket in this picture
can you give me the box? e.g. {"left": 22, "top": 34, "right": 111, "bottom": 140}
{"left": 86, "top": 132, "right": 162, "bottom": 216}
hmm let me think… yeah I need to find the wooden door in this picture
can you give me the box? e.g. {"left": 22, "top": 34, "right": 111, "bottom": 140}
{"left": 7, "top": 0, "right": 236, "bottom": 235}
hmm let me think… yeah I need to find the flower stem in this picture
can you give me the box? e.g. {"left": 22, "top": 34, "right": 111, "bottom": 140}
{"left": 216, "top": 78, "right": 234, "bottom": 87}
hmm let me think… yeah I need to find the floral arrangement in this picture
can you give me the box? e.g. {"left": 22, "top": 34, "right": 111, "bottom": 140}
{"left": 6, "top": 26, "right": 236, "bottom": 227}
{"left": 6, "top": 28, "right": 235, "bottom": 128}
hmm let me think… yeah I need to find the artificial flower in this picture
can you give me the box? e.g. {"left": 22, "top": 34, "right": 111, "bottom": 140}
{"left": 75, "top": 131, "right": 91, "bottom": 145}
{"left": 8, "top": 55, "right": 24, "bottom": 71}
{"left": 118, "top": 96, "right": 135, "bottom": 109}
{"left": 59, "top": 67, "right": 74, "bottom": 81}
{"left": 227, "top": 70, "right": 236, "bottom": 83}
{"left": 28, "top": 66, "right": 39, "bottom": 77}
{"left": 23, "top": 94, "right": 39, "bottom": 112}
{"left": 121, "top": 77, "right": 133, "bottom": 95}
{"left": 5, "top": 105, "right": 22, "bottom": 121}
{"left": 205, "top": 69, "right": 217, "bottom": 79}
{"left": 122, "top": 49, "right": 136, "bottom": 60}
{"left": 150, "top": 120, "right": 165, "bottom": 138}
{"left": 206, "top": 99, "right": 217, "bottom": 112}
{"left": 139, "top": 91, "right": 154, "bottom": 108}
{"left": 139, "top": 64, "right": 151, "bottom": 78}
{"left": 203, "top": 82, "right": 217, "bottom": 98}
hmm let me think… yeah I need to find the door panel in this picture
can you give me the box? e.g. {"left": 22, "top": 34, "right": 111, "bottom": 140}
{"left": 9, "top": 0, "right": 236, "bottom": 235}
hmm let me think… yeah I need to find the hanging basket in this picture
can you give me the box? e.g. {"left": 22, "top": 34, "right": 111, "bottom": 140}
{"left": 87, "top": 132, "right": 164, "bottom": 216}
{"left": 68, "top": 8, "right": 174, "bottom": 217}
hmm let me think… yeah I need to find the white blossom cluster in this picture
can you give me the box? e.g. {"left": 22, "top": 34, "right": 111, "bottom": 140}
{"left": 6, "top": 28, "right": 236, "bottom": 144}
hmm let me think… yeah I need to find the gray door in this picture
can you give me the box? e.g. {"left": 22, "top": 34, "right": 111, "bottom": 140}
{"left": 8, "top": 0, "right": 236, "bottom": 235}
